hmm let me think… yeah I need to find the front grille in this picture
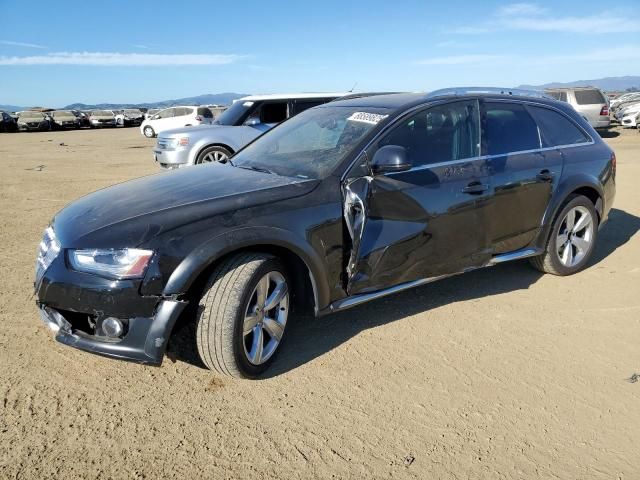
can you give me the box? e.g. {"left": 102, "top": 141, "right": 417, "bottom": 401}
{"left": 35, "top": 227, "right": 61, "bottom": 286}
{"left": 157, "top": 137, "right": 174, "bottom": 150}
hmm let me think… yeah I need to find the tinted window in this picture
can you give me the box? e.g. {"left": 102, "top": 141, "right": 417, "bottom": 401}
{"left": 292, "top": 99, "right": 330, "bottom": 115}
{"left": 197, "top": 107, "right": 213, "bottom": 118}
{"left": 380, "top": 100, "right": 480, "bottom": 167}
{"left": 527, "top": 106, "right": 590, "bottom": 147}
{"left": 547, "top": 91, "right": 568, "bottom": 102}
{"left": 574, "top": 89, "right": 605, "bottom": 105}
{"left": 484, "top": 102, "right": 540, "bottom": 155}
{"left": 260, "top": 102, "right": 288, "bottom": 123}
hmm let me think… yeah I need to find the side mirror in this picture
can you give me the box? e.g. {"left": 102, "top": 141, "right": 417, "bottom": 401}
{"left": 152, "top": 115, "right": 160, "bottom": 120}
{"left": 371, "top": 145, "right": 411, "bottom": 174}
{"left": 244, "top": 117, "right": 260, "bottom": 126}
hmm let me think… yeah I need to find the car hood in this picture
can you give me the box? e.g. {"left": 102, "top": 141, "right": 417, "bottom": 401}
{"left": 52, "top": 163, "right": 319, "bottom": 248}
{"left": 159, "top": 124, "right": 227, "bottom": 137}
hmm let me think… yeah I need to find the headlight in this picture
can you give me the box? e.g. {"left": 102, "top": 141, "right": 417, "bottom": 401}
{"left": 68, "top": 248, "right": 153, "bottom": 279}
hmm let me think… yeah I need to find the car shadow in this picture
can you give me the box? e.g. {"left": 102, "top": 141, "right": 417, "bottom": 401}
{"left": 167, "top": 208, "right": 639, "bottom": 375}
{"left": 598, "top": 129, "right": 620, "bottom": 138}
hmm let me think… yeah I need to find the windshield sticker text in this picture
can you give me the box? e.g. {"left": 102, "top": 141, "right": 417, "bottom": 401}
{"left": 347, "top": 112, "right": 389, "bottom": 125}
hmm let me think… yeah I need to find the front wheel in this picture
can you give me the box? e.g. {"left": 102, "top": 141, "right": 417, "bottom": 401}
{"left": 143, "top": 126, "right": 155, "bottom": 138}
{"left": 196, "top": 145, "right": 232, "bottom": 165}
{"left": 529, "top": 195, "right": 599, "bottom": 275}
{"left": 196, "top": 252, "right": 290, "bottom": 378}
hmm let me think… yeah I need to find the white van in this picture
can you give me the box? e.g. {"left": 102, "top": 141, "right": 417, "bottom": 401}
{"left": 140, "top": 106, "right": 214, "bottom": 138}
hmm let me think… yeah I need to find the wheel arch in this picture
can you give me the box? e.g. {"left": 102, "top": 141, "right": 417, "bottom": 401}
{"left": 193, "top": 142, "right": 235, "bottom": 164}
{"left": 162, "top": 227, "right": 329, "bottom": 316}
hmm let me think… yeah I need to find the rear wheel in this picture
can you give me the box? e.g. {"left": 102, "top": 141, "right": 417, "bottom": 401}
{"left": 196, "top": 145, "right": 232, "bottom": 165}
{"left": 195, "top": 252, "right": 290, "bottom": 378}
{"left": 143, "top": 126, "right": 155, "bottom": 138}
{"left": 529, "top": 195, "right": 598, "bottom": 275}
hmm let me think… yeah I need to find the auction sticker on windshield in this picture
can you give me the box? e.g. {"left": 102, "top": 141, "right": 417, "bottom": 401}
{"left": 347, "top": 112, "right": 389, "bottom": 124}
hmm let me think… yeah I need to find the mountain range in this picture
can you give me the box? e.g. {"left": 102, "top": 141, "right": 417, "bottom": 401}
{"left": 2, "top": 75, "right": 640, "bottom": 112}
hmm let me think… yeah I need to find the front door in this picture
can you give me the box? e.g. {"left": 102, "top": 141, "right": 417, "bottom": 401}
{"left": 344, "top": 99, "right": 493, "bottom": 295}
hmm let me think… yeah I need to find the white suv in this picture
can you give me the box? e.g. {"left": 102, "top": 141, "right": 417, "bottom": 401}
{"left": 140, "top": 106, "right": 214, "bottom": 138}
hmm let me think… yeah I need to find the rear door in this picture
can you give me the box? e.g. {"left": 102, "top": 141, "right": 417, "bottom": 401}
{"left": 345, "top": 99, "right": 493, "bottom": 295}
{"left": 482, "top": 101, "right": 552, "bottom": 253}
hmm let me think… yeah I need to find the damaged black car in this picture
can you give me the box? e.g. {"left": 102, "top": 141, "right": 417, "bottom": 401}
{"left": 35, "top": 89, "right": 616, "bottom": 378}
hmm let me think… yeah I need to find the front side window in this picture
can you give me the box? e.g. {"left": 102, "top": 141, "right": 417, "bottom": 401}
{"left": 483, "top": 102, "right": 540, "bottom": 156}
{"left": 527, "top": 105, "right": 590, "bottom": 147}
{"left": 380, "top": 100, "right": 480, "bottom": 167}
{"left": 260, "top": 102, "right": 288, "bottom": 124}
{"left": 232, "top": 106, "right": 389, "bottom": 179}
{"left": 156, "top": 108, "right": 174, "bottom": 119}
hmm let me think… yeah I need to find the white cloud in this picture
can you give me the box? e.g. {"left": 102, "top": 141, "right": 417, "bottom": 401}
{"left": 414, "top": 54, "right": 510, "bottom": 65}
{"left": 0, "top": 51, "right": 246, "bottom": 66}
{"left": 0, "top": 40, "right": 47, "bottom": 49}
{"left": 447, "top": 3, "right": 640, "bottom": 34}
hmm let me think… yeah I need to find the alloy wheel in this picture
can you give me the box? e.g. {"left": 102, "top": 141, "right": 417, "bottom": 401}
{"left": 556, "top": 206, "right": 594, "bottom": 267}
{"left": 201, "top": 150, "right": 228, "bottom": 164}
{"left": 242, "top": 271, "right": 289, "bottom": 365}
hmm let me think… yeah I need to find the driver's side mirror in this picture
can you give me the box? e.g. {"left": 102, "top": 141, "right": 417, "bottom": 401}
{"left": 152, "top": 115, "right": 160, "bottom": 120}
{"left": 244, "top": 117, "right": 261, "bottom": 126}
{"left": 371, "top": 145, "right": 411, "bottom": 174}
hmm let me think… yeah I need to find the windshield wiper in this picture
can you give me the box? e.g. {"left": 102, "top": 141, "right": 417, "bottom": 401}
{"left": 236, "top": 164, "right": 273, "bottom": 175}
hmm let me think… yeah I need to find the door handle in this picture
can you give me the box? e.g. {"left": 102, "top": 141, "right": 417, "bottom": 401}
{"left": 537, "top": 169, "right": 553, "bottom": 182}
{"left": 462, "top": 181, "right": 489, "bottom": 195}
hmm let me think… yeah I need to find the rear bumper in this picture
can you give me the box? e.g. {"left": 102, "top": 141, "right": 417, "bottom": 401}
{"left": 38, "top": 300, "right": 187, "bottom": 365}
{"left": 592, "top": 117, "right": 611, "bottom": 129}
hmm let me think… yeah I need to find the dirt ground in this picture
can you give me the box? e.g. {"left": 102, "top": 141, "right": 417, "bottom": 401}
{"left": 0, "top": 126, "right": 639, "bottom": 479}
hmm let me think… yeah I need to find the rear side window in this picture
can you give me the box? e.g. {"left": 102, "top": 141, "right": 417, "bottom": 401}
{"left": 292, "top": 99, "right": 330, "bottom": 115}
{"left": 260, "top": 102, "right": 288, "bottom": 124}
{"left": 527, "top": 106, "right": 590, "bottom": 147}
{"left": 483, "top": 102, "right": 540, "bottom": 156}
{"left": 174, "top": 107, "right": 193, "bottom": 117}
{"left": 197, "top": 107, "right": 213, "bottom": 118}
{"left": 574, "top": 89, "right": 605, "bottom": 105}
{"left": 547, "top": 91, "right": 568, "bottom": 102}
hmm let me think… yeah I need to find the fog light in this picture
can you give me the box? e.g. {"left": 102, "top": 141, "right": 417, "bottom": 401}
{"left": 102, "top": 317, "right": 124, "bottom": 338}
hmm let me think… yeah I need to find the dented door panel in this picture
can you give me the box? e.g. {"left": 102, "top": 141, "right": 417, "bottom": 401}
{"left": 343, "top": 159, "right": 493, "bottom": 295}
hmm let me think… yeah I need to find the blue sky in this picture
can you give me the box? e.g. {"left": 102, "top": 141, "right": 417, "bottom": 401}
{"left": 0, "top": 0, "right": 639, "bottom": 107}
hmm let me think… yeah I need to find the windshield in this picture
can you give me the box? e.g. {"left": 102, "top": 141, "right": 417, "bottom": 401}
{"left": 213, "top": 100, "right": 253, "bottom": 126}
{"left": 19, "top": 111, "right": 45, "bottom": 119}
{"left": 53, "top": 110, "right": 74, "bottom": 118}
{"left": 231, "top": 106, "right": 391, "bottom": 179}
{"left": 91, "top": 110, "right": 113, "bottom": 116}
{"left": 123, "top": 109, "right": 142, "bottom": 115}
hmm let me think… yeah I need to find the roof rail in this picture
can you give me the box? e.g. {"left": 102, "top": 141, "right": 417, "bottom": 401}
{"left": 426, "top": 87, "right": 553, "bottom": 100}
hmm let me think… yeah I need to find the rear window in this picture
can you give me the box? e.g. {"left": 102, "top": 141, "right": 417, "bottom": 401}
{"left": 484, "top": 102, "right": 540, "bottom": 155}
{"left": 527, "top": 106, "right": 590, "bottom": 147}
{"left": 574, "top": 89, "right": 605, "bottom": 105}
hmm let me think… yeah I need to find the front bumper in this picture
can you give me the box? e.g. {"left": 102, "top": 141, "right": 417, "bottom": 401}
{"left": 153, "top": 147, "right": 191, "bottom": 170}
{"left": 38, "top": 300, "right": 186, "bottom": 365}
{"left": 35, "top": 251, "right": 187, "bottom": 365}
{"left": 91, "top": 120, "right": 116, "bottom": 127}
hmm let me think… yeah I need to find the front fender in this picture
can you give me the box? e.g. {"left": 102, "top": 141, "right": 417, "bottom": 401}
{"left": 162, "top": 226, "right": 330, "bottom": 313}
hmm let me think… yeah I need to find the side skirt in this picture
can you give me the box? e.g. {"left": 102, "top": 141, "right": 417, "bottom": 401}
{"left": 321, "top": 247, "right": 542, "bottom": 315}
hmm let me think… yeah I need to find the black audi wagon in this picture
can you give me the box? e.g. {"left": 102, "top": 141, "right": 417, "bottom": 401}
{"left": 35, "top": 88, "right": 616, "bottom": 378}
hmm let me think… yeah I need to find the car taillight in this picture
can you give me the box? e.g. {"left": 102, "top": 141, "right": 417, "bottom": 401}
{"left": 600, "top": 105, "right": 609, "bottom": 116}
{"left": 195, "top": 115, "right": 203, "bottom": 121}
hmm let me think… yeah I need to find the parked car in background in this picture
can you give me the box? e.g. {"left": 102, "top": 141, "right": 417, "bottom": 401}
{"left": 620, "top": 104, "right": 640, "bottom": 128}
{"left": 50, "top": 110, "right": 81, "bottom": 130}
{"left": 89, "top": 110, "right": 117, "bottom": 128}
{"left": 73, "top": 110, "right": 91, "bottom": 128}
{"left": 610, "top": 92, "right": 640, "bottom": 111}
{"left": 0, "top": 110, "right": 18, "bottom": 132}
{"left": 205, "top": 104, "right": 227, "bottom": 118}
{"left": 140, "top": 106, "right": 214, "bottom": 138}
{"left": 153, "top": 93, "right": 346, "bottom": 169}
{"left": 17, "top": 111, "right": 52, "bottom": 131}
{"left": 34, "top": 88, "right": 616, "bottom": 378}
{"left": 115, "top": 108, "right": 145, "bottom": 127}
{"left": 545, "top": 87, "right": 610, "bottom": 129}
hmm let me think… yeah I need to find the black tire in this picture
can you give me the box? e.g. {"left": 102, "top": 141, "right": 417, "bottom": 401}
{"left": 195, "top": 252, "right": 290, "bottom": 378}
{"left": 529, "top": 194, "right": 599, "bottom": 275}
{"left": 143, "top": 125, "right": 155, "bottom": 138}
{"left": 196, "top": 145, "right": 232, "bottom": 165}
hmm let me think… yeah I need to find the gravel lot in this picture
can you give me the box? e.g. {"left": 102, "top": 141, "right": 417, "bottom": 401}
{"left": 1, "top": 126, "right": 639, "bottom": 479}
